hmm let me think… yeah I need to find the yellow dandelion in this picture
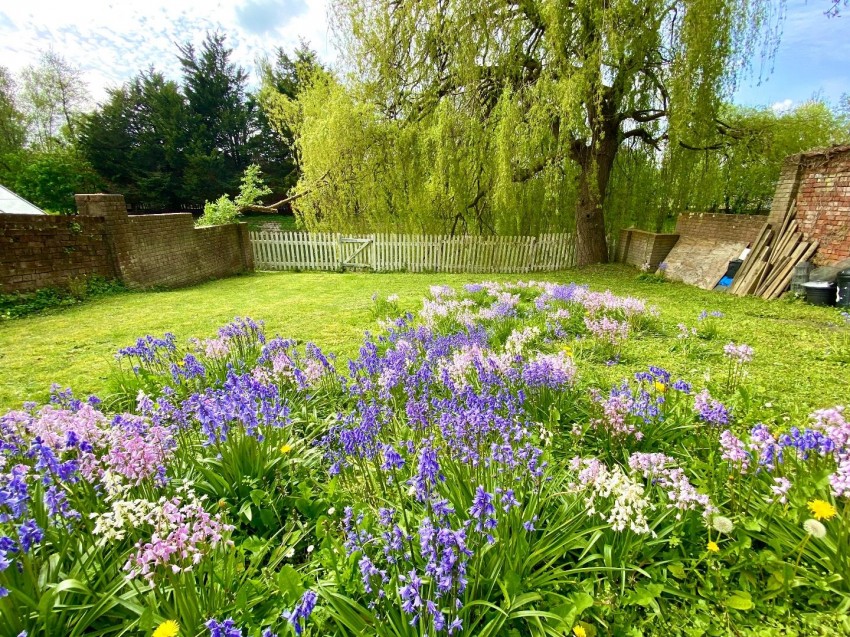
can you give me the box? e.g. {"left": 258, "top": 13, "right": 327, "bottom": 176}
{"left": 280, "top": 444, "right": 293, "bottom": 454}
{"left": 563, "top": 344, "right": 574, "bottom": 357}
{"left": 807, "top": 499, "right": 837, "bottom": 521}
{"left": 654, "top": 381, "right": 667, "bottom": 393}
{"left": 153, "top": 620, "right": 179, "bottom": 637}
{"left": 573, "top": 626, "right": 587, "bottom": 637}
{"left": 706, "top": 540, "right": 720, "bottom": 553}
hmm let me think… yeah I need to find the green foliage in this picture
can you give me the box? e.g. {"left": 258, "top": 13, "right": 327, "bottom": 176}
{"left": 0, "top": 266, "right": 845, "bottom": 431}
{"left": 77, "top": 70, "right": 190, "bottom": 209}
{"left": 606, "top": 101, "right": 850, "bottom": 233}
{"left": 196, "top": 163, "right": 271, "bottom": 227}
{"left": 197, "top": 195, "right": 241, "bottom": 227}
{"left": 234, "top": 164, "right": 272, "bottom": 209}
{"left": 0, "top": 276, "right": 125, "bottom": 320}
{"left": 0, "top": 147, "right": 103, "bottom": 213}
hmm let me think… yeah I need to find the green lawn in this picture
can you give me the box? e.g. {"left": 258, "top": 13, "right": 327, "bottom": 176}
{"left": 0, "top": 266, "right": 846, "bottom": 413}
{"left": 240, "top": 212, "right": 300, "bottom": 232}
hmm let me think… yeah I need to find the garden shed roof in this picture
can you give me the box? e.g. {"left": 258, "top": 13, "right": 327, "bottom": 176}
{"left": 0, "top": 184, "right": 46, "bottom": 215}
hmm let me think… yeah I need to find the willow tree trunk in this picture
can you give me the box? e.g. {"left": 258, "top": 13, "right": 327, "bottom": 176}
{"left": 574, "top": 136, "right": 617, "bottom": 266}
{"left": 575, "top": 174, "right": 609, "bottom": 266}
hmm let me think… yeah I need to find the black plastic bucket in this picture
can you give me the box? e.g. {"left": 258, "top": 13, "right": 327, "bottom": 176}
{"left": 803, "top": 281, "right": 836, "bottom": 306}
{"left": 837, "top": 269, "right": 850, "bottom": 308}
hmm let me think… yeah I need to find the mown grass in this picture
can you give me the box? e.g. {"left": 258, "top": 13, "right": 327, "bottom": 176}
{"left": 0, "top": 265, "right": 846, "bottom": 413}
{"left": 240, "top": 212, "right": 300, "bottom": 232}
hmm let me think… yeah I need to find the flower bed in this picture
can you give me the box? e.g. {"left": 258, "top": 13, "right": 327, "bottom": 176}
{"left": 1, "top": 281, "right": 848, "bottom": 636}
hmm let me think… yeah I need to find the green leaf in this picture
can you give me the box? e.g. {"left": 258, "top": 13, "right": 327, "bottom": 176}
{"left": 503, "top": 570, "right": 523, "bottom": 599}
{"left": 139, "top": 606, "right": 155, "bottom": 631}
{"left": 624, "top": 584, "right": 664, "bottom": 607}
{"left": 667, "top": 563, "right": 686, "bottom": 579}
{"left": 250, "top": 488, "right": 266, "bottom": 506}
{"left": 725, "top": 592, "right": 754, "bottom": 611}
{"left": 570, "top": 592, "right": 594, "bottom": 615}
{"left": 278, "top": 565, "right": 304, "bottom": 602}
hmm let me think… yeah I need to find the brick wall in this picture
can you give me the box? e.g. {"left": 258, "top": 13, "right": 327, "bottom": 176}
{"left": 0, "top": 214, "right": 115, "bottom": 293}
{"left": 123, "top": 214, "right": 253, "bottom": 288}
{"left": 674, "top": 212, "right": 766, "bottom": 244}
{"left": 1, "top": 194, "right": 253, "bottom": 294}
{"left": 788, "top": 148, "right": 850, "bottom": 265}
{"left": 616, "top": 229, "right": 679, "bottom": 269}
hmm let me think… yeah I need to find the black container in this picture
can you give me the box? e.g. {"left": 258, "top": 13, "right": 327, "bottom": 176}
{"left": 725, "top": 259, "right": 743, "bottom": 280}
{"left": 803, "top": 281, "right": 836, "bottom": 306}
{"left": 837, "top": 269, "right": 850, "bottom": 308}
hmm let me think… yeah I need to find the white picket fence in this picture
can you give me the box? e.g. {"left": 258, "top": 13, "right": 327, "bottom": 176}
{"left": 249, "top": 231, "right": 577, "bottom": 273}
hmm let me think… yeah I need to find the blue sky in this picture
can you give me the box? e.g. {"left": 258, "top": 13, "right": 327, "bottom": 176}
{"left": 734, "top": 0, "right": 850, "bottom": 110}
{"left": 0, "top": 0, "right": 847, "bottom": 110}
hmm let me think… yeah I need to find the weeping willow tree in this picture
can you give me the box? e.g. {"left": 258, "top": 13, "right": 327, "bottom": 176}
{"left": 265, "top": 0, "right": 785, "bottom": 264}
{"left": 604, "top": 100, "right": 850, "bottom": 233}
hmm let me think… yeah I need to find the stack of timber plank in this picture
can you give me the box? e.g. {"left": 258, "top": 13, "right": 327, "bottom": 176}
{"left": 729, "top": 202, "right": 818, "bottom": 299}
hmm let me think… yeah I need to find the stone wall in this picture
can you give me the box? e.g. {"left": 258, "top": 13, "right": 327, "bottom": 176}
{"left": 1, "top": 194, "right": 253, "bottom": 294}
{"left": 674, "top": 212, "right": 766, "bottom": 244}
{"left": 770, "top": 146, "right": 850, "bottom": 266}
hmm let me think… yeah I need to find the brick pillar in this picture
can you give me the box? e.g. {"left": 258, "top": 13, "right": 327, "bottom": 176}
{"left": 75, "top": 194, "right": 130, "bottom": 282}
{"left": 235, "top": 222, "right": 255, "bottom": 272}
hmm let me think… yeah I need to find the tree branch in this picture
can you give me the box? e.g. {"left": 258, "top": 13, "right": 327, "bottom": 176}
{"left": 239, "top": 169, "right": 330, "bottom": 213}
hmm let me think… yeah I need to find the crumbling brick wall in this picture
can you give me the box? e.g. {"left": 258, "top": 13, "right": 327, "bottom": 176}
{"left": 770, "top": 147, "right": 850, "bottom": 266}
{"left": 1, "top": 194, "right": 254, "bottom": 294}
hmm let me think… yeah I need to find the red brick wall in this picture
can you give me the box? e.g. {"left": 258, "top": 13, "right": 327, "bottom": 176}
{"left": 675, "top": 213, "right": 766, "bottom": 245}
{"left": 1, "top": 195, "right": 254, "bottom": 294}
{"left": 0, "top": 214, "right": 116, "bottom": 293}
{"left": 793, "top": 151, "right": 850, "bottom": 265}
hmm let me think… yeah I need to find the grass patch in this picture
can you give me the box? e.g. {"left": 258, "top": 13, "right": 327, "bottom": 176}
{"left": 239, "top": 212, "right": 300, "bottom": 232}
{"left": 0, "top": 265, "right": 846, "bottom": 412}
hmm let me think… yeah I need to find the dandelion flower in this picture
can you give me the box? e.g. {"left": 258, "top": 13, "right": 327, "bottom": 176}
{"left": 712, "top": 516, "right": 734, "bottom": 534}
{"left": 280, "top": 444, "right": 293, "bottom": 454}
{"left": 573, "top": 626, "right": 587, "bottom": 637}
{"left": 707, "top": 541, "right": 720, "bottom": 553}
{"left": 807, "top": 499, "right": 837, "bottom": 521}
{"left": 153, "top": 620, "right": 179, "bottom": 637}
{"left": 654, "top": 381, "right": 667, "bottom": 393}
{"left": 803, "top": 519, "right": 827, "bottom": 539}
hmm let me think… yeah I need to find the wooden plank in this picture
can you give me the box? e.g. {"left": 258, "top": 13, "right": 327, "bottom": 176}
{"left": 758, "top": 233, "right": 801, "bottom": 295}
{"left": 766, "top": 241, "right": 816, "bottom": 300}
{"left": 730, "top": 224, "right": 770, "bottom": 293}
{"left": 733, "top": 240, "right": 770, "bottom": 296}
{"left": 731, "top": 227, "right": 772, "bottom": 295}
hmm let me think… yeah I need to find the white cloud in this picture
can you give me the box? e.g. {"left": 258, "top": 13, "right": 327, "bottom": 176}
{"left": 0, "top": 0, "right": 335, "bottom": 103}
{"left": 771, "top": 98, "right": 794, "bottom": 113}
